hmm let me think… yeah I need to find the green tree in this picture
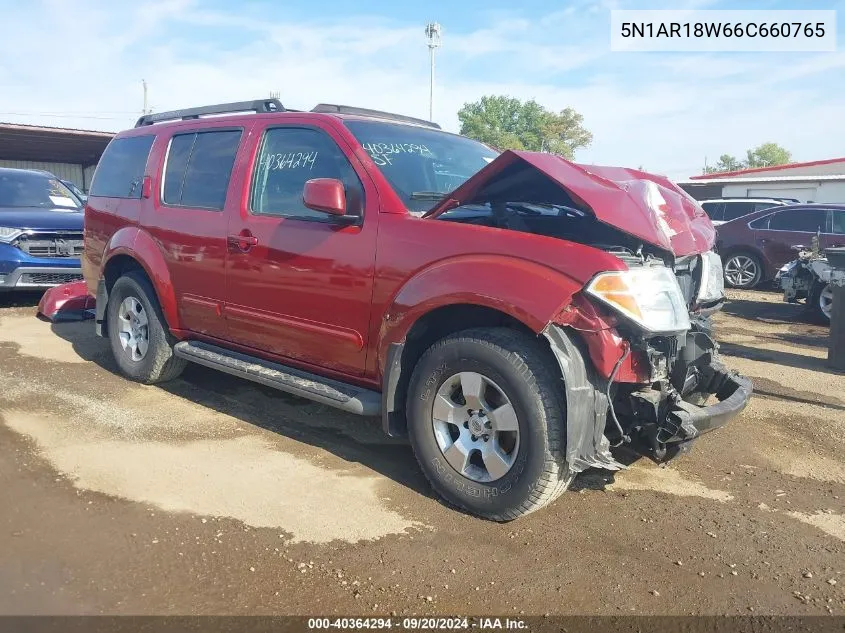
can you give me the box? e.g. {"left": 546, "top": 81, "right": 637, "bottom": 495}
{"left": 702, "top": 143, "right": 792, "bottom": 174}
{"left": 745, "top": 142, "right": 792, "bottom": 168}
{"left": 457, "top": 95, "right": 592, "bottom": 159}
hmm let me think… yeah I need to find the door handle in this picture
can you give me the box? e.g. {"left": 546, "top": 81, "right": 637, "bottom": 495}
{"left": 227, "top": 232, "right": 258, "bottom": 252}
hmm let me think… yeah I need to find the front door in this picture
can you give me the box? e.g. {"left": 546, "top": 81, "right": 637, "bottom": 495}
{"left": 223, "top": 120, "right": 378, "bottom": 376}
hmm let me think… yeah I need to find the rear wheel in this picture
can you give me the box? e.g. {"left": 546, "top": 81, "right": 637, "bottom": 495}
{"left": 406, "top": 327, "right": 571, "bottom": 521}
{"left": 723, "top": 252, "right": 763, "bottom": 289}
{"left": 106, "top": 271, "right": 187, "bottom": 384}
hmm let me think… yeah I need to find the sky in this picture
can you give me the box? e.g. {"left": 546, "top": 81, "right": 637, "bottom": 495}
{"left": 1, "top": 0, "right": 844, "bottom": 180}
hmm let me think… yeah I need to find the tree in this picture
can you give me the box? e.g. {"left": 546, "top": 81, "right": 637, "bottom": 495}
{"left": 702, "top": 143, "right": 792, "bottom": 174}
{"left": 457, "top": 95, "right": 592, "bottom": 159}
{"left": 746, "top": 142, "right": 792, "bottom": 168}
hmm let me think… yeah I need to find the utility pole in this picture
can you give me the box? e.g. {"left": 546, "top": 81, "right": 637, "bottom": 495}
{"left": 424, "top": 22, "right": 441, "bottom": 122}
{"left": 142, "top": 79, "right": 149, "bottom": 115}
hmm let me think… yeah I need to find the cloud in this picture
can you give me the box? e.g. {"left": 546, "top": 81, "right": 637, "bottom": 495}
{"left": 1, "top": 0, "right": 843, "bottom": 180}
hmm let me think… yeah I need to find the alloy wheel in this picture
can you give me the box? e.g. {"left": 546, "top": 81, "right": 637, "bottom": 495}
{"left": 431, "top": 372, "right": 520, "bottom": 483}
{"left": 724, "top": 255, "right": 760, "bottom": 288}
{"left": 116, "top": 296, "right": 149, "bottom": 361}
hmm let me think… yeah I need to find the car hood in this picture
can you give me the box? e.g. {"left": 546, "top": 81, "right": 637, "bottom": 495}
{"left": 424, "top": 151, "right": 715, "bottom": 256}
{"left": 0, "top": 206, "right": 84, "bottom": 231}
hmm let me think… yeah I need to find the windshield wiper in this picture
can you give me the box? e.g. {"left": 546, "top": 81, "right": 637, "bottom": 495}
{"left": 410, "top": 191, "right": 447, "bottom": 200}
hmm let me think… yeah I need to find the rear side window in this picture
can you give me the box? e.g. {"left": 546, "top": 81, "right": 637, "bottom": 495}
{"left": 89, "top": 135, "right": 155, "bottom": 198}
{"left": 749, "top": 215, "right": 770, "bottom": 229}
{"left": 832, "top": 210, "right": 845, "bottom": 235}
{"left": 701, "top": 202, "right": 723, "bottom": 221}
{"left": 162, "top": 130, "right": 242, "bottom": 210}
{"left": 768, "top": 209, "right": 827, "bottom": 232}
{"left": 722, "top": 201, "right": 755, "bottom": 222}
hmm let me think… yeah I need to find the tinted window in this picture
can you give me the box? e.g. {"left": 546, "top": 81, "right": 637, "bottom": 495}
{"left": 754, "top": 202, "right": 781, "bottom": 213}
{"left": 749, "top": 215, "right": 770, "bottom": 229}
{"left": 701, "top": 202, "right": 723, "bottom": 221}
{"left": 90, "top": 135, "right": 155, "bottom": 198}
{"left": 831, "top": 210, "right": 845, "bottom": 235}
{"left": 162, "top": 130, "right": 241, "bottom": 210}
{"left": 250, "top": 127, "right": 363, "bottom": 220}
{"left": 768, "top": 209, "right": 827, "bottom": 232}
{"left": 722, "top": 201, "right": 755, "bottom": 221}
{"left": 0, "top": 171, "right": 81, "bottom": 209}
{"left": 344, "top": 119, "right": 498, "bottom": 215}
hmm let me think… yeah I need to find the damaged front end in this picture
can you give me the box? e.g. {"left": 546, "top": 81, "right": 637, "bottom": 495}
{"left": 545, "top": 252, "right": 752, "bottom": 474}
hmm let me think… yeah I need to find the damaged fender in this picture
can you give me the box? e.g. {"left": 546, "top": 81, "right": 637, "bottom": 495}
{"left": 542, "top": 323, "right": 624, "bottom": 474}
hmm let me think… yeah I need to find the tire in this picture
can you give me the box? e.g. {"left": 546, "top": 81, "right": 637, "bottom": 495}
{"left": 810, "top": 281, "right": 833, "bottom": 324}
{"left": 106, "top": 271, "right": 187, "bottom": 384}
{"left": 406, "top": 327, "right": 571, "bottom": 521}
{"left": 723, "top": 252, "right": 763, "bottom": 289}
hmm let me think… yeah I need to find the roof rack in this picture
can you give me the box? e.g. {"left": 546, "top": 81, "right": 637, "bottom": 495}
{"left": 311, "top": 104, "right": 441, "bottom": 129}
{"left": 134, "top": 99, "right": 285, "bottom": 127}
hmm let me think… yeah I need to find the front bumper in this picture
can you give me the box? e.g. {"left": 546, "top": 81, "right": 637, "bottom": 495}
{"left": 0, "top": 266, "right": 83, "bottom": 290}
{"left": 650, "top": 361, "right": 752, "bottom": 459}
{"left": 543, "top": 324, "right": 752, "bottom": 474}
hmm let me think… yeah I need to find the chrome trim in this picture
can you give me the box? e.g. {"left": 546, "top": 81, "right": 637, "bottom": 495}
{"left": 0, "top": 267, "right": 83, "bottom": 288}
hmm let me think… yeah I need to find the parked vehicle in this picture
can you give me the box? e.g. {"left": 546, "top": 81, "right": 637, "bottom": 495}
{"left": 0, "top": 168, "right": 84, "bottom": 292}
{"left": 45, "top": 99, "right": 751, "bottom": 520}
{"left": 777, "top": 242, "right": 834, "bottom": 322}
{"left": 716, "top": 203, "right": 845, "bottom": 289}
{"left": 699, "top": 197, "right": 795, "bottom": 226}
{"left": 60, "top": 179, "right": 88, "bottom": 204}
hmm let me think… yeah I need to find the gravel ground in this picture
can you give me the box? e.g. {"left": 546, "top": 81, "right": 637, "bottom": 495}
{"left": 0, "top": 289, "right": 842, "bottom": 616}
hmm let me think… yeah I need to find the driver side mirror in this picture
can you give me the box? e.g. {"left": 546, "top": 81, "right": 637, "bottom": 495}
{"left": 303, "top": 178, "right": 346, "bottom": 216}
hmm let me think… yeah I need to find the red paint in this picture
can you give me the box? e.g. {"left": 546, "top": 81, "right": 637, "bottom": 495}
{"left": 82, "top": 110, "right": 717, "bottom": 390}
{"left": 303, "top": 178, "right": 347, "bottom": 215}
{"left": 426, "top": 151, "right": 715, "bottom": 256}
{"left": 689, "top": 156, "right": 845, "bottom": 180}
{"left": 37, "top": 280, "right": 96, "bottom": 321}
{"left": 553, "top": 294, "right": 651, "bottom": 382}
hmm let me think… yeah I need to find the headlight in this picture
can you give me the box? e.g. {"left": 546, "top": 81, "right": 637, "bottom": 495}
{"left": 586, "top": 266, "right": 691, "bottom": 334}
{"left": 697, "top": 251, "right": 725, "bottom": 304}
{"left": 0, "top": 227, "right": 24, "bottom": 243}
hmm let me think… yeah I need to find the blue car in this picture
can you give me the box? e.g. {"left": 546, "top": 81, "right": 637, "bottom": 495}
{"left": 0, "top": 168, "right": 84, "bottom": 291}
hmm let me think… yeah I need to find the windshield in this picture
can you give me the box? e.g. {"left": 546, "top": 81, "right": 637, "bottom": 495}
{"left": 0, "top": 171, "right": 82, "bottom": 209}
{"left": 344, "top": 119, "right": 499, "bottom": 214}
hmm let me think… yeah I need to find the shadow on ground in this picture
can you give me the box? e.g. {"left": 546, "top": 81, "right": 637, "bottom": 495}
{"left": 722, "top": 296, "right": 828, "bottom": 326}
{"left": 47, "top": 318, "right": 437, "bottom": 500}
{"left": 0, "top": 291, "right": 43, "bottom": 309}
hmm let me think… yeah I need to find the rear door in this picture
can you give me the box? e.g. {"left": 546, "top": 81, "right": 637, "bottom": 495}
{"left": 223, "top": 118, "right": 379, "bottom": 376}
{"left": 757, "top": 207, "right": 829, "bottom": 269}
{"left": 141, "top": 126, "right": 245, "bottom": 338}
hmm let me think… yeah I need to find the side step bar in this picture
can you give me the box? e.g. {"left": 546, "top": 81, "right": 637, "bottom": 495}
{"left": 173, "top": 341, "right": 381, "bottom": 416}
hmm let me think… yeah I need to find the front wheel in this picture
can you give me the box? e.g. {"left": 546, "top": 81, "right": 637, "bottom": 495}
{"left": 811, "top": 282, "right": 834, "bottom": 323}
{"left": 406, "top": 327, "right": 571, "bottom": 521}
{"left": 723, "top": 252, "right": 763, "bottom": 289}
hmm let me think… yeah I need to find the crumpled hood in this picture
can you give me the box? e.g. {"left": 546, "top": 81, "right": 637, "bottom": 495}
{"left": 0, "top": 206, "right": 84, "bottom": 231}
{"left": 425, "top": 151, "right": 715, "bottom": 256}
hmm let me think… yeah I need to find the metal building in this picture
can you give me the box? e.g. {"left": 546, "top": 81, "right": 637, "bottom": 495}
{"left": 678, "top": 157, "right": 845, "bottom": 203}
{"left": 0, "top": 122, "right": 114, "bottom": 193}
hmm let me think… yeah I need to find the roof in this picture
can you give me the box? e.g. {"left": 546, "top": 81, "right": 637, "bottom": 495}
{"left": 689, "top": 156, "right": 845, "bottom": 180}
{"left": 0, "top": 122, "right": 114, "bottom": 165}
{"left": 679, "top": 174, "right": 845, "bottom": 185}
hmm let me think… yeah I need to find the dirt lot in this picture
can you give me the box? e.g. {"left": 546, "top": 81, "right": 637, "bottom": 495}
{"left": 0, "top": 289, "right": 843, "bottom": 616}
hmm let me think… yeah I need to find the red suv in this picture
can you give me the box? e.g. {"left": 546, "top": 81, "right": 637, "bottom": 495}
{"left": 66, "top": 99, "right": 751, "bottom": 520}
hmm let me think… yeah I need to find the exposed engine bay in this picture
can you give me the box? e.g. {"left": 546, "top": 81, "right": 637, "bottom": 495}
{"left": 439, "top": 200, "right": 748, "bottom": 469}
